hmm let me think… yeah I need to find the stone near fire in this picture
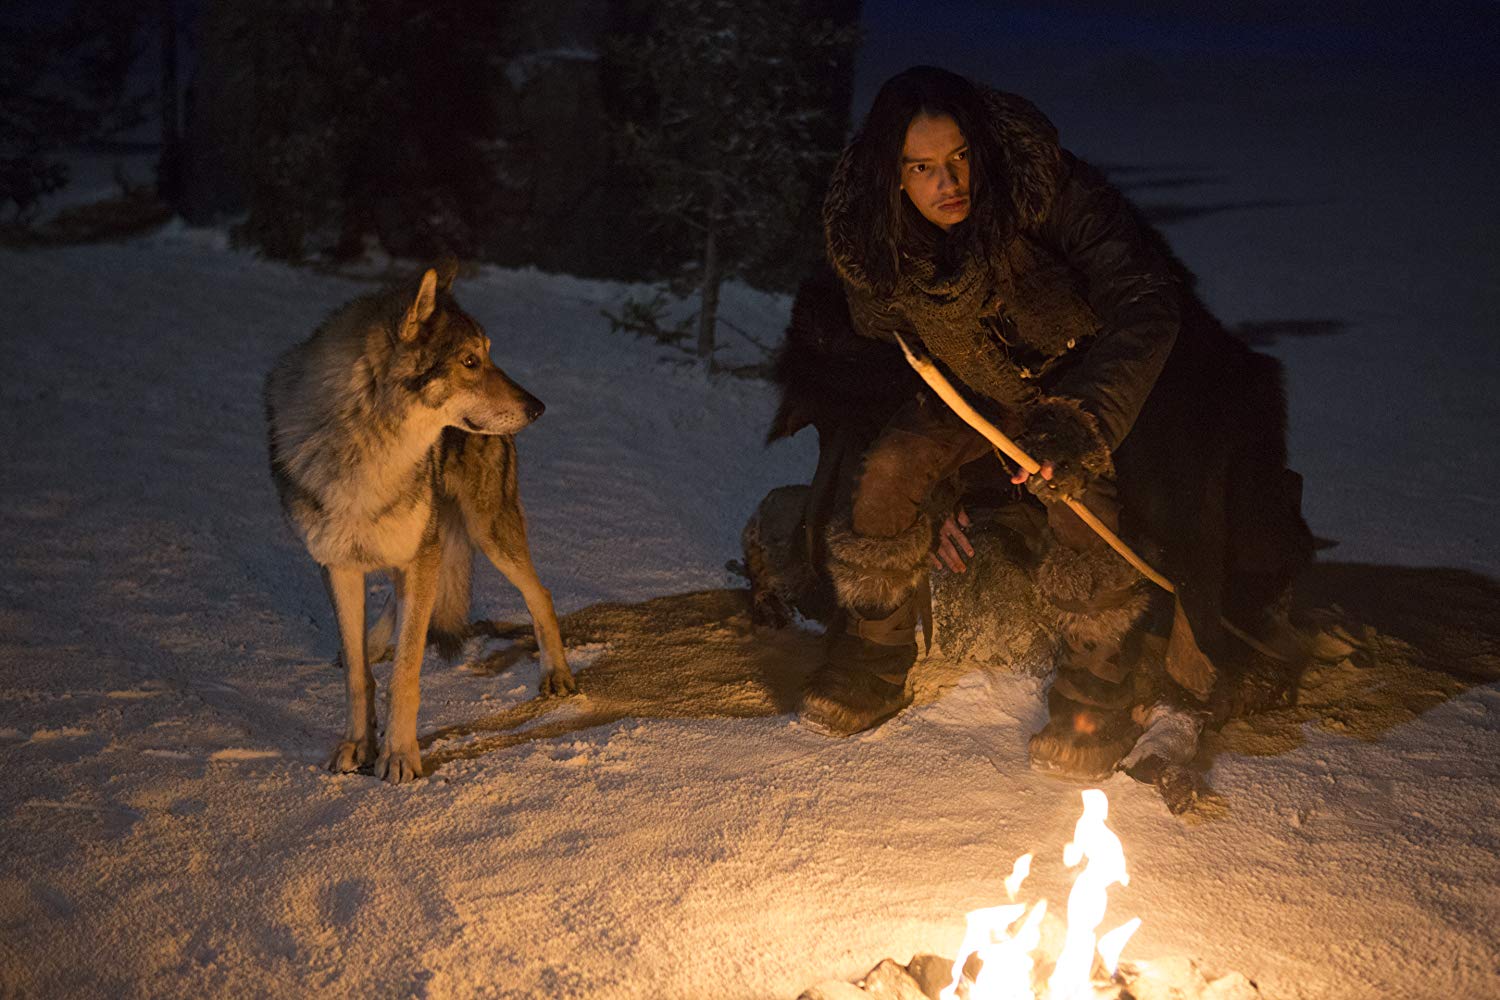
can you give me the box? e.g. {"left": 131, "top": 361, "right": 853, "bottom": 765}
{"left": 800, "top": 953, "right": 1264, "bottom": 999}
{"left": 798, "top": 981, "right": 873, "bottom": 1000}
{"left": 902, "top": 953, "right": 954, "bottom": 999}
{"left": 858, "top": 958, "right": 928, "bottom": 1000}
{"left": 1118, "top": 958, "right": 1262, "bottom": 999}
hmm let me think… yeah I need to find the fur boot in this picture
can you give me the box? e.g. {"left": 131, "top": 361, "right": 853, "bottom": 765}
{"left": 1028, "top": 540, "right": 1152, "bottom": 779}
{"left": 800, "top": 519, "right": 932, "bottom": 736}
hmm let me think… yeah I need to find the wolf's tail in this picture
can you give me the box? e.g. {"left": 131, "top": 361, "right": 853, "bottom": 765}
{"left": 430, "top": 503, "right": 474, "bottom": 660}
{"left": 366, "top": 594, "right": 396, "bottom": 664}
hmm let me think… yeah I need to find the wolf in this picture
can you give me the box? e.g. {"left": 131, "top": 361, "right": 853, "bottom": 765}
{"left": 264, "top": 261, "right": 574, "bottom": 784}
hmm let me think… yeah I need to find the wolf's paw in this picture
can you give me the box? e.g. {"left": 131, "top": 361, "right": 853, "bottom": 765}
{"left": 326, "top": 738, "right": 376, "bottom": 773}
{"left": 375, "top": 744, "right": 423, "bottom": 784}
{"left": 540, "top": 667, "right": 577, "bottom": 697}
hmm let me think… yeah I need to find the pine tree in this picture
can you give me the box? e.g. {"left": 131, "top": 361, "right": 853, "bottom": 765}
{"left": 609, "top": 0, "right": 858, "bottom": 368}
{"left": 201, "top": 0, "right": 513, "bottom": 260}
{"left": 157, "top": 0, "right": 183, "bottom": 206}
{"left": 0, "top": 0, "right": 148, "bottom": 220}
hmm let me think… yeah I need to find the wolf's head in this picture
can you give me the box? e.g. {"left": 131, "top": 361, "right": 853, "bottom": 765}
{"left": 388, "top": 262, "right": 544, "bottom": 435}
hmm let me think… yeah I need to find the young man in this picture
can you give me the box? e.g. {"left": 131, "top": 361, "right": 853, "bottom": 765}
{"left": 777, "top": 66, "right": 1311, "bottom": 778}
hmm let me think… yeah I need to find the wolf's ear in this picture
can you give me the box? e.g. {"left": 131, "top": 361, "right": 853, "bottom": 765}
{"left": 399, "top": 268, "right": 439, "bottom": 342}
{"left": 434, "top": 255, "right": 459, "bottom": 293}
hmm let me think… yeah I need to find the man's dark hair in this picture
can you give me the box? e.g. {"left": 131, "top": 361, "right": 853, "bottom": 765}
{"left": 836, "top": 65, "right": 1012, "bottom": 295}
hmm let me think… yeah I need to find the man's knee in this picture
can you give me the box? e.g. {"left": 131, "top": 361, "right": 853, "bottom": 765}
{"left": 851, "top": 448, "right": 922, "bottom": 537}
{"left": 853, "top": 430, "right": 955, "bottom": 537}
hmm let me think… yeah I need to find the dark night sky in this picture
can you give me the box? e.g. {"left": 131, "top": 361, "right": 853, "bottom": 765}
{"left": 8, "top": 1, "right": 1497, "bottom": 136}
{"left": 854, "top": 1, "right": 1499, "bottom": 112}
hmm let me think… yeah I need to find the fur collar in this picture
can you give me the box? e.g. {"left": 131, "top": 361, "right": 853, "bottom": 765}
{"left": 823, "top": 87, "right": 1064, "bottom": 293}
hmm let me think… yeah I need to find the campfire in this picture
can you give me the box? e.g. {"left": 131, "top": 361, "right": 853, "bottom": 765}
{"left": 799, "top": 791, "right": 1261, "bottom": 1000}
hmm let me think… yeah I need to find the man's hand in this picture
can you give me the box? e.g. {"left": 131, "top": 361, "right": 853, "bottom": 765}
{"left": 1015, "top": 398, "right": 1113, "bottom": 504}
{"left": 931, "top": 507, "right": 974, "bottom": 573}
{"left": 1010, "top": 460, "right": 1056, "bottom": 489}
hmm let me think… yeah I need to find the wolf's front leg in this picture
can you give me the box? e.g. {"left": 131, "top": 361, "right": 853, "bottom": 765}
{"left": 324, "top": 565, "right": 377, "bottom": 771}
{"left": 377, "top": 541, "right": 442, "bottom": 783}
{"left": 490, "top": 547, "right": 574, "bottom": 696}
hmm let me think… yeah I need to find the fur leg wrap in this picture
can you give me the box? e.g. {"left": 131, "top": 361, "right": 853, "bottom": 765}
{"left": 1029, "top": 532, "right": 1154, "bottom": 779}
{"left": 824, "top": 517, "right": 932, "bottom": 618}
{"left": 1035, "top": 542, "right": 1150, "bottom": 647}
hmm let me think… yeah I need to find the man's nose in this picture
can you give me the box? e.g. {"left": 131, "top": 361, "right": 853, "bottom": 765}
{"left": 939, "top": 164, "right": 960, "bottom": 189}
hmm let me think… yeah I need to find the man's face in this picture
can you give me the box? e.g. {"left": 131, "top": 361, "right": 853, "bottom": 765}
{"left": 900, "top": 113, "right": 971, "bottom": 231}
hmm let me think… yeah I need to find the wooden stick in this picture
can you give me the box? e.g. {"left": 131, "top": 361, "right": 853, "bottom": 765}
{"left": 892, "top": 333, "right": 1283, "bottom": 662}
{"left": 894, "top": 334, "right": 1173, "bottom": 590}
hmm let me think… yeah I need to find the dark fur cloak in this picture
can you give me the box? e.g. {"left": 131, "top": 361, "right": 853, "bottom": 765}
{"left": 768, "top": 93, "right": 1314, "bottom": 673}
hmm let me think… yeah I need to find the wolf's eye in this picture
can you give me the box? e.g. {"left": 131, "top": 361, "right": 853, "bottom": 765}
{"left": 461, "top": 354, "right": 480, "bottom": 369}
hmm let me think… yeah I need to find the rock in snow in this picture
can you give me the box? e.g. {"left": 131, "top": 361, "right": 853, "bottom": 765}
{"left": 803, "top": 954, "right": 1262, "bottom": 999}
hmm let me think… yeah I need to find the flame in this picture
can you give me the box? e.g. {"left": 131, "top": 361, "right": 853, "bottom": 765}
{"left": 940, "top": 789, "right": 1139, "bottom": 1000}
{"left": 1096, "top": 918, "right": 1142, "bottom": 976}
{"left": 1004, "top": 854, "right": 1033, "bottom": 901}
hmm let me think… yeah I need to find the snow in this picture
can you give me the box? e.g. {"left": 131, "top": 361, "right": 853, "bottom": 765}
{"left": 2, "top": 24, "right": 1499, "bottom": 1000}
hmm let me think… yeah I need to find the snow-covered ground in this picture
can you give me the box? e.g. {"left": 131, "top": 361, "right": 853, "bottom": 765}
{"left": 2, "top": 22, "right": 1498, "bottom": 1000}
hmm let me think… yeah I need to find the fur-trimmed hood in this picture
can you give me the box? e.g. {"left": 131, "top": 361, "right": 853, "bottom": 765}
{"left": 823, "top": 87, "right": 1065, "bottom": 294}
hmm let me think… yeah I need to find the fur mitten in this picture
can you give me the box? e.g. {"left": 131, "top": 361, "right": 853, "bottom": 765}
{"left": 1017, "top": 396, "right": 1114, "bottom": 502}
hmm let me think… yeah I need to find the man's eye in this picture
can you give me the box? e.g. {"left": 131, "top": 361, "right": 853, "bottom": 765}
{"left": 910, "top": 163, "right": 926, "bottom": 174}
{"left": 954, "top": 149, "right": 968, "bottom": 161}
{"left": 461, "top": 354, "right": 479, "bottom": 369}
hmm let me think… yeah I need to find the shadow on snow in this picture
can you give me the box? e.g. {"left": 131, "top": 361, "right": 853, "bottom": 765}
{"left": 408, "top": 560, "right": 1500, "bottom": 777}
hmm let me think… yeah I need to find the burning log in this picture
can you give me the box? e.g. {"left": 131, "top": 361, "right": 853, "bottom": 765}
{"left": 798, "top": 791, "right": 1262, "bottom": 1000}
